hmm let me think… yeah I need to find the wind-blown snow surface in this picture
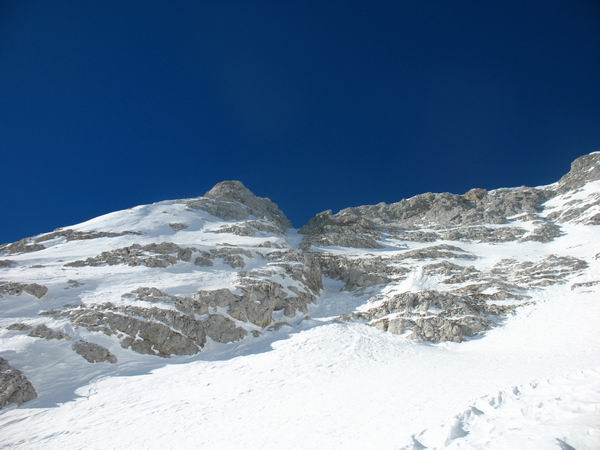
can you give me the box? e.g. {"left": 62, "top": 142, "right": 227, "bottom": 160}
{"left": 1, "top": 283, "right": 599, "bottom": 449}
{"left": 1, "top": 170, "right": 600, "bottom": 449}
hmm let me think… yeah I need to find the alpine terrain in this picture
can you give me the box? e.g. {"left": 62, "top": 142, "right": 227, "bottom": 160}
{"left": 1, "top": 152, "right": 600, "bottom": 449}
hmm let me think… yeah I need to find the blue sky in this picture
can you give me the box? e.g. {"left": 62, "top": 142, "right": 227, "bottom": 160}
{"left": 1, "top": 1, "right": 599, "bottom": 242}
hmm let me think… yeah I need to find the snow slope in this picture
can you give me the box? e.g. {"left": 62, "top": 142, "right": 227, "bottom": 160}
{"left": 1, "top": 278, "right": 598, "bottom": 449}
{"left": 1, "top": 156, "right": 600, "bottom": 449}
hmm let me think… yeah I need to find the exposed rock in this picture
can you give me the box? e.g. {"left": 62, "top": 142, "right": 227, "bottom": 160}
{"left": 313, "top": 253, "right": 404, "bottom": 289}
{"left": 211, "top": 247, "right": 253, "bottom": 268}
{"left": 28, "top": 324, "right": 70, "bottom": 340}
{"left": 64, "top": 242, "right": 257, "bottom": 269}
{"left": 491, "top": 255, "right": 588, "bottom": 287}
{"left": 168, "top": 223, "right": 188, "bottom": 231}
{"left": 186, "top": 180, "right": 291, "bottom": 230}
{"left": 6, "top": 323, "right": 32, "bottom": 332}
{"left": 440, "top": 226, "right": 527, "bottom": 242}
{"left": 0, "top": 260, "right": 15, "bottom": 268}
{"left": 0, "top": 282, "right": 48, "bottom": 299}
{"left": 35, "top": 229, "right": 141, "bottom": 243}
{"left": 423, "top": 261, "right": 480, "bottom": 284}
{"left": 450, "top": 281, "right": 531, "bottom": 302}
{"left": 350, "top": 290, "right": 513, "bottom": 343}
{"left": 521, "top": 222, "right": 564, "bottom": 242}
{"left": 43, "top": 301, "right": 247, "bottom": 357}
{"left": 1, "top": 153, "right": 598, "bottom": 365}
{"left": 0, "top": 357, "right": 37, "bottom": 408}
{"left": 300, "top": 210, "right": 382, "bottom": 249}
{"left": 72, "top": 341, "right": 117, "bottom": 363}
{"left": 64, "top": 243, "right": 193, "bottom": 268}
{"left": 256, "top": 241, "right": 287, "bottom": 249}
{"left": 0, "top": 239, "right": 45, "bottom": 255}
{"left": 193, "top": 253, "right": 214, "bottom": 266}
{"left": 302, "top": 188, "right": 553, "bottom": 236}
{"left": 397, "top": 244, "right": 476, "bottom": 261}
{"left": 412, "top": 316, "right": 484, "bottom": 343}
{"left": 44, "top": 237, "right": 316, "bottom": 356}
{"left": 208, "top": 220, "right": 282, "bottom": 237}
{"left": 0, "top": 229, "right": 142, "bottom": 256}
{"left": 556, "top": 152, "right": 600, "bottom": 192}
{"left": 586, "top": 211, "right": 600, "bottom": 224}
{"left": 65, "top": 279, "right": 83, "bottom": 289}
{"left": 571, "top": 280, "right": 600, "bottom": 290}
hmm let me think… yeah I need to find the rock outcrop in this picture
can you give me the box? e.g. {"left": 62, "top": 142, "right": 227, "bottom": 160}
{"left": 72, "top": 341, "right": 117, "bottom": 363}
{"left": 349, "top": 290, "right": 515, "bottom": 343}
{"left": 1, "top": 152, "right": 599, "bottom": 369}
{"left": 556, "top": 152, "right": 600, "bottom": 192}
{"left": 0, "top": 357, "right": 37, "bottom": 408}
{"left": 43, "top": 302, "right": 245, "bottom": 357}
{"left": 186, "top": 180, "right": 291, "bottom": 230}
{"left": 0, "top": 229, "right": 141, "bottom": 255}
{"left": 0, "top": 282, "right": 48, "bottom": 299}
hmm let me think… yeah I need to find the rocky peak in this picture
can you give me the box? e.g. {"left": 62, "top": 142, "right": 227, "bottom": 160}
{"left": 557, "top": 152, "right": 600, "bottom": 192}
{"left": 188, "top": 180, "right": 291, "bottom": 230}
{"left": 204, "top": 180, "right": 257, "bottom": 203}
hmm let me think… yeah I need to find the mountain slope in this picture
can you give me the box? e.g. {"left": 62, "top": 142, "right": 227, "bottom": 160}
{"left": 0, "top": 153, "right": 599, "bottom": 449}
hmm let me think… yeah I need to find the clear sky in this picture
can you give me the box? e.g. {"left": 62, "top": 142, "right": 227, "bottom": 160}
{"left": 1, "top": 1, "right": 600, "bottom": 242}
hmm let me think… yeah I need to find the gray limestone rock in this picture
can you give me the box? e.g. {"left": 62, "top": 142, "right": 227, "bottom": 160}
{"left": 556, "top": 152, "right": 600, "bottom": 193}
{"left": 0, "top": 357, "right": 37, "bottom": 408}
{"left": 208, "top": 220, "right": 282, "bottom": 237}
{"left": 168, "top": 223, "right": 188, "bottom": 231}
{"left": 0, "top": 282, "right": 48, "bottom": 299}
{"left": 72, "top": 341, "right": 117, "bottom": 363}
{"left": 35, "top": 229, "right": 141, "bottom": 243}
{"left": 423, "top": 261, "right": 480, "bottom": 284}
{"left": 0, "top": 239, "right": 45, "bottom": 255}
{"left": 28, "top": 324, "right": 70, "bottom": 340}
{"left": 211, "top": 246, "right": 253, "bottom": 268}
{"left": 299, "top": 210, "right": 382, "bottom": 249}
{"left": 521, "top": 222, "right": 564, "bottom": 243}
{"left": 571, "top": 280, "right": 600, "bottom": 290}
{"left": 186, "top": 180, "right": 291, "bottom": 230}
{"left": 397, "top": 244, "right": 476, "bottom": 261}
{"left": 0, "top": 229, "right": 141, "bottom": 256}
{"left": 6, "top": 323, "right": 32, "bottom": 332}
{"left": 312, "top": 253, "right": 406, "bottom": 289}
{"left": 64, "top": 242, "right": 195, "bottom": 268}
{"left": 491, "top": 255, "right": 588, "bottom": 288}
{"left": 349, "top": 290, "right": 513, "bottom": 343}
{"left": 65, "top": 279, "right": 83, "bottom": 289}
{"left": 193, "top": 252, "right": 214, "bottom": 266}
{"left": 44, "top": 300, "right": 247, "bottom": 357}
{"left": 440, "top": 226, "right": 527, "bottom": 243}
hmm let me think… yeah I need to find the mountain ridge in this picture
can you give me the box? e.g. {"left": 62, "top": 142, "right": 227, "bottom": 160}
{"left": 0, "top": 152, "right": 599, "bottom": 449}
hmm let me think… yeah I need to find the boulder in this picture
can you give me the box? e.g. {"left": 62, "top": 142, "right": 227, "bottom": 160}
{"left": 0, "top": 357, "right": 37, "bottom": 408}
{"left": 72, "top": 341, "right": 117, "bottom": 363}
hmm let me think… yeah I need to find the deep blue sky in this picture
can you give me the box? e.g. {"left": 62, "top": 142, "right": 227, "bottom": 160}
{"left": 1, "top": 1, "right": 600, "bottom": 241}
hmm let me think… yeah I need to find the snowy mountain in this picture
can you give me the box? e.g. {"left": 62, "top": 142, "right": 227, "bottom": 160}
{"left": 1, "top": 153, "right": 600, "bottom": 449}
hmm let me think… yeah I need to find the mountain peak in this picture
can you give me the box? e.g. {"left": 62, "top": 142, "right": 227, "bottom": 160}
{"left": 557, "top": 152, "right": 600, "bottom": 192}
{"left": 202, "top": 180, "right": 291, "bottom": 229}
{"left": 204, "top": 180, "right": 256, "bottom": 203}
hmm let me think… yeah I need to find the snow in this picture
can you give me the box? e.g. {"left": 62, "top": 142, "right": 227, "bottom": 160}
{"left": 1, "top": 191, "right": 600, "bottom": 449}
{"left": 1, "top": 282, "right": 599, "bottom": 449}
{"left": 408, "top": 369, "right": 600, "bottom": 449}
